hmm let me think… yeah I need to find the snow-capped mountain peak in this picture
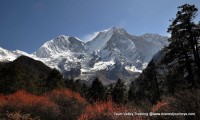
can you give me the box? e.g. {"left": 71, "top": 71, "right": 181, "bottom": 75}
{"left": 0, "top": 47, "right": 31, "bottom": 62}
{"left": 86, "top": 27, "right": 129, "bottom": 52}
{"left": 35, "top": 35, "right": 86, "bottom": 58}
{"left": 0, "top": 47, "right": 17, "bottom": 62}
{"left": 85, "top": 30, "right": 112, "bottom": 52}
{"left": 0, "top": 27, "right": 169, "bottom": 84}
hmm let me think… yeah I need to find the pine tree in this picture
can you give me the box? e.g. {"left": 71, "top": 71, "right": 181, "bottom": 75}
{"left": 45, "top": 69, "right": 64, "bottom": 91}
{"left": 106, "top": 84, "right": 114, "bottom": 100}
{"left": 87, "top": 78, "right": 106, "bottom": 102}
{"left": 128, "top": 81, "right": 136, "bottom": 102}
{"left": 149, "top": 60, "right": 161, "bottom": 102}
{"left": 167, "top": 4, "right": 200, "bottom": 86}
{"left": 64, "top": 78, "right": 74, "bottom": 89}
{"left": 73, "top": 79, "right": 82, "bottom": 92}
{"left": 80, "top": 83, "right": 88, "bottom": 97}
{"left": 134, "top": 60, "right": 161, "bottom": 104}
{"left": 112, "top": 79, "right": 126, "bottom": 104}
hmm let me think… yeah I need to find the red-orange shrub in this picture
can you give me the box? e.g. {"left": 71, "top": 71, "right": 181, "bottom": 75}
{"left": 0, "top": 94, "right": 5, "bottom": 116}
{"left": 49, "top": 89, "right": 86, "bottom": 103}
{"left": 2, "top": 90, "right": 60, "bottom": 119}
{"left": 0, "top": 94, "right": 5, "bottom": 107}
{"left": 0, "top": 89, "right": 88, "bottom": 120}
{"left": 152, "top": 101, "right": 168, "bottom": 112}
{"left": 47, "top": 89, "right": 87, "bottom": 120}
{"left": 78, "top": 100, "right": 145, "bottom": 120}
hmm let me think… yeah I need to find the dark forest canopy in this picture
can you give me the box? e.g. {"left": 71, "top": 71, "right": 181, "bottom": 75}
{"left": 129, "top": 4, "right": 200, "bottom": 105}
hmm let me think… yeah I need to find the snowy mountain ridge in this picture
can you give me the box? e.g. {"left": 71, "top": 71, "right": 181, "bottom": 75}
{"left": 0, "top": 27, "right": 169, "bottom": 84}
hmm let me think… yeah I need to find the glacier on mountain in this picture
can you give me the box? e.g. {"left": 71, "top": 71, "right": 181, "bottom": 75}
{"left": 0, "top": 27, "right": 168, "bottom": 84}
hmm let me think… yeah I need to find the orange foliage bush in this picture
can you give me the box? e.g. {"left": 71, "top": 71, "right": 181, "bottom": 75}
{"left": 0, "top": 94, "right": 5, "bottom": 107}
{"left": 0, "top": 89, "right": 154, "bottom": 120}
{"left": 0, "top": 89, "right": 88, "bottom": 120}
{"left": 0, "top": 94, "right": 5, "bottom": 115}
{"left": 78, "top": 100, "right": 146, "bottom": 120}
{"left": 49, "top": 89, "right": 86, "bottom": 103}
{"left": 47, "top": 89, "right": 87, "bottom": 120}
{"left": 1, "top": 90, "right": 60, "bottom": 119}
{"left": 152, "top": 101, "right": 168, "bottom": 112}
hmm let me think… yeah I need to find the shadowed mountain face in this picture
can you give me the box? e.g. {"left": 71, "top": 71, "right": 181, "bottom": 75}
{"left": 0, "top": 27, "right": 168, "bottom": 84}
{"left": 0, "top": 56, "right": 53, "bottom": 94}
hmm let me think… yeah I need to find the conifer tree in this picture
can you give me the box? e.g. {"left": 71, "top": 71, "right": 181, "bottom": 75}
{"left": 134, "top": 60, "right": 161, "bottom": 104}
{"left": 80, "top": 83, "right": 88, "bottom": 97}
{"left": 167, "top": 4, "right": 200, "bottom": 86}
{"left": 112, "top": 79, "right": 126, "bottom": 104}
{"left": 45, "top": 69, "right": 64, "bottom": 91}
{"left": 128, "top": 81, "right": 136, "bottom": 102}
{"left": 87, "top": 78, "right": 105, "bottom": 102}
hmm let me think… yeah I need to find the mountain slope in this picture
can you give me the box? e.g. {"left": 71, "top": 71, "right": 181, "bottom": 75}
{"left": 0, "top": 56, "right": 53, "bottom": 94}
{"left": 35, "top": 35, "right": 86, "bottom": 58}
{"left": 0, "top": 27, "right": 168, "bottom": 84}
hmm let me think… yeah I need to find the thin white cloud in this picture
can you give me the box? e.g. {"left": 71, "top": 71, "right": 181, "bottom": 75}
{"left": 118, "top": 19, "right": 127, "bottom": 28}
{"left": 82, "top": 31, "right": 99, "bottom": 41}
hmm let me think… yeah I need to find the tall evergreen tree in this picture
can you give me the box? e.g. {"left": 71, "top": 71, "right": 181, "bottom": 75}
{"left": 112, "top": 79, "right": 126, "bottom": 104}
{"left": 134, "top": 60, "right": 161, "bottom": 104}
{"left": 106, "top": 84, "right": 114, "bottom": 101}
{"left": 167, "top": 4, "right": 200, "bottom": 86}
{"left": 128, "top": 81, "right": 136, "bottom": 102}
{"left": 45, "top": 69, "right": 64, "bottom": 91}
{"left": 87, "top": 78, "right": 106, "bottom": 102}
{"left": 80, "top": 83, "right": 88, "bottom": 97}
{"left": 149, "top": 60, "right": 161, "bottom": 102}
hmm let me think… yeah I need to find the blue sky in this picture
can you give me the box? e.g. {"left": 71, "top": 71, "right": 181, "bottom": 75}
{"left": 0, "top": 0, "right": 200, "bottom": 53}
